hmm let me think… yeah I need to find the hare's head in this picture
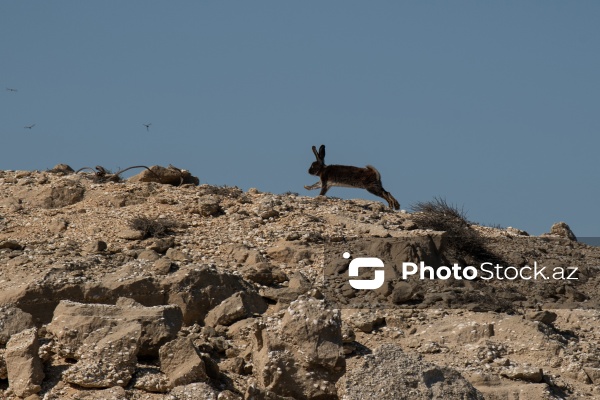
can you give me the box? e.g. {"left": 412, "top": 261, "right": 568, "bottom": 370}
{"left": 308, "top": 145, "right": 326, "bottom": 176}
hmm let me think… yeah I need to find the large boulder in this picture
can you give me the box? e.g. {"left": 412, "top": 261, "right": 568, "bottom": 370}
{"left": 250, "top": 296, "right": 344, "bottom": 399}
{"left": 46, "top": 298, "right": 182, "bottom": 357}
{"left": 159, "top": 337, "right": 208, "bottom": 388}
{"left": 62, "top": 322, "right": 142, "bottom": 388}
{"left": 5, "top": 328, "right": 44, "bottom": 397}
{"left": 204, "top": 291, "right": 268, "bottom": 327}
{"left": 162, "top": 266, "right": 256, "bottom": 325}
{"left": 545, "top": 221, "right": 577, "bottom": 241}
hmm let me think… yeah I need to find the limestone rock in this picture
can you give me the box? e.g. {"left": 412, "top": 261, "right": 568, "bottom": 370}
{"left": 340, "top": 344, "right": 484, "bottom": 400}
{"left": 349, "top": 312, "right": 385, "bottom": 333}
{"left": 204, "top": 291, "right": 268, "bottom": 327}
{"left": 133, "top": 367, "right": 170, "bottom": 393}
{"left": 145, "top": 236, "right": 175, "bottom": 254}
{"left": 166, "top": 248, "right": 189, "bottom": 262}
{"left": 154, "top": 258, "right": 175, "bottom": 275}
{"left": 546, "top": 221, "right": 577, "bottom": 241}
{"left": 241, "top": 262, "right": 288, "bottom": 286}
{"left": 501, "top": 365, "right": 544, "bottom": 383}
{"left": 163, "top": 266, "right": 256, "bottom": 325}
{"left": 5, "top": 328, "right": 44, "bottom": 397}
{"left": 63, "top": 322, "right": 141, "bottom": 388}
{"left": 48, "top": 218, "right": 69, "bottom": 233}
{"left": 47, "top": 299, "right": 182, "bottom": 357}
{"left": 197, "top": 195, "right": 224, "bottom": 217}
{"left": 138, "top": 249, "right": 161, "bottom": 261}
{"left": 0, "top": 265, "right": 257, "bottom": 329}
{"left": 251, "top": 296, "right": 344, "bottom": 399}
{"left": 0, "top": 306, "right": 34, "bottom": 345}
{"left": 116, "top": 227, "right": 145, "bottom": 240}
{"left": 159, "top": 337, "right": 208, "bottom": 388}
{"left": 260, "top": 271, "right": 312, "bottom": 304}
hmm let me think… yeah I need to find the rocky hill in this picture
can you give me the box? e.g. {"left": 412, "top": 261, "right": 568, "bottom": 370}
{"left": 0, "top": 166, "right": 599, "bottom": 399}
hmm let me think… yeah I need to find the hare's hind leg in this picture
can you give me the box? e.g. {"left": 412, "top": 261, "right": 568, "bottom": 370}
{"left": 367, "top": 186, "right": 400, "bottom": 210}
{"left": 384, "top": 190, "right": 400, "bottom": 210}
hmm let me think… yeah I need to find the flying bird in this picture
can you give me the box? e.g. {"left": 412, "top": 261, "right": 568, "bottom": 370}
{"left": 24, "top": 124, "right": 35, "bottom": 129}
{"left": 6, "top": 88, "right": 18, "bottom": 92}
{"left": 143, "top": 123, "right": 152, "bottom": 131}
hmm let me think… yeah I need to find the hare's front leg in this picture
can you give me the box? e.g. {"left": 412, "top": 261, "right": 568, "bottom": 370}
{"left": 319, "top": 182, "right": 330, "bottom": 196}
{"left": 304, "top": 181, "right": 322, "bottom": 190}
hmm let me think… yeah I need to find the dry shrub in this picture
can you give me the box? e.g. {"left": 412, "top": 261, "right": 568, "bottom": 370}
{"left": 410, "top": 197, "right": 496, "bottom": 262}
{"left": 129, "top": 216, "right": 178, "bottom": 239}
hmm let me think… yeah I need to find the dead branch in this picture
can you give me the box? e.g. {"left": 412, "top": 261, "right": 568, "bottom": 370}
{"left": 75, "top": 165, "right": 158, "bottom": 183}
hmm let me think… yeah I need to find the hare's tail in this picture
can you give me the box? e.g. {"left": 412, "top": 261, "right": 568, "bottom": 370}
{"left": 366, "top": 165, "right": 381, "bottom": 181}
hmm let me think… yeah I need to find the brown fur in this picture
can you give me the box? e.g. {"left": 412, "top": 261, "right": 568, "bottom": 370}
{"left": 305, "top": 145, "right": 400, "bottom": 210}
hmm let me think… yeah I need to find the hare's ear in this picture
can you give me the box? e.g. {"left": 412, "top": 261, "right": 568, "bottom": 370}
{"left": 318, "top": 145, "right": 325, "bottom": 160}
{"left": 312, "top": 146, "right": 320, "bottom": 160}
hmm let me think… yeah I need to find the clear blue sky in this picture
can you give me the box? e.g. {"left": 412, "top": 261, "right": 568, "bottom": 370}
{"left": 2, "top": 2, "right": 599, "bottom": 236}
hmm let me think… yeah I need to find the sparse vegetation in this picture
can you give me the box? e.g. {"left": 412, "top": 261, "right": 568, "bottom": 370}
{"left": 129, "top": 216, "right": 178, "bottom": 238}
{"left": 410, "top": 197, "right": 498, "bottom": 262}
{"left": 482, "top": 222, "right": 505, "bottom": 230}
{"left": 411, "top": 197, "right": 470, "bottom": 231}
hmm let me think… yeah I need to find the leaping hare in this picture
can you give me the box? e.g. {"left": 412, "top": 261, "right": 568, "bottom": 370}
{"left": 304, "top": 144, "right": 400, "bottom": 210}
